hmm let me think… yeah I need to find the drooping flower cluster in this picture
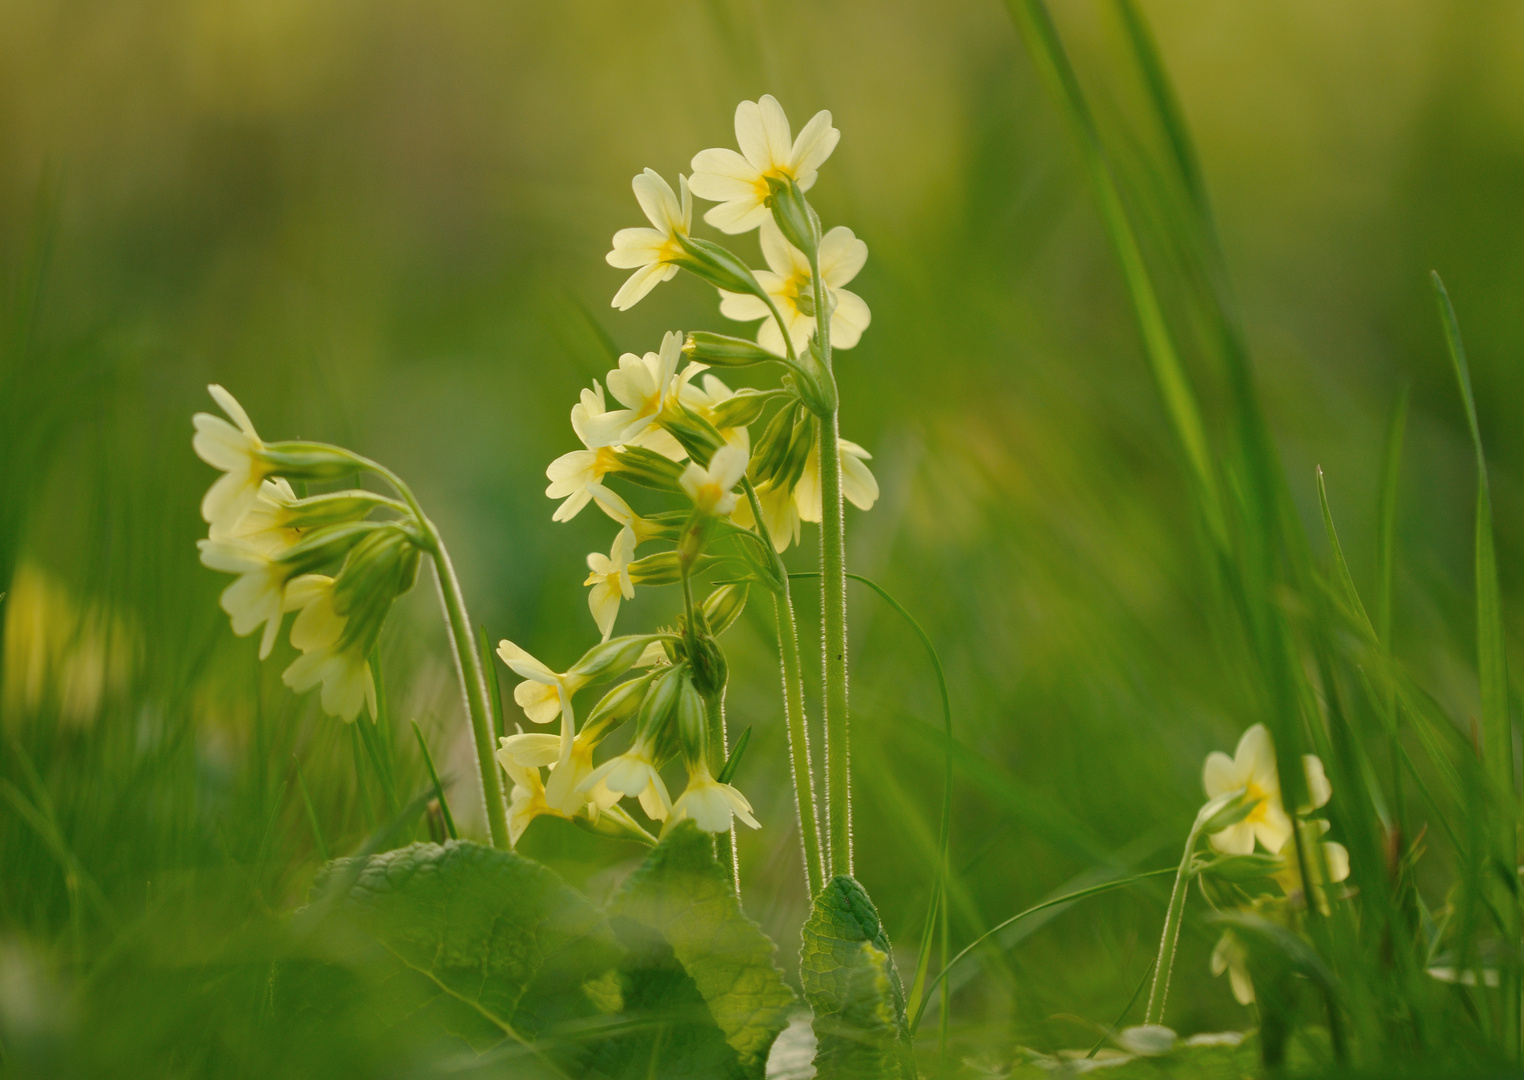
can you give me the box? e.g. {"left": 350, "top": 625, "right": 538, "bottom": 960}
{"left": 1199, "top": 724, "right": 1351, "bottom": 1004}
{"left": 501, "top": 95, "right": 881, "bottom": 845}
{"left": 192, "top": 385, "right": 424, "bottom": 722}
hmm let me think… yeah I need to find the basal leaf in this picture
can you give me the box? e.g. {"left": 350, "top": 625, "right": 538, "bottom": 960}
{"left": 605, "top": 821, "right": 796, "bottom": 1079}
{"left": 303, "top": 840, "right": 621, "bottom": 1065}
{"left": 800, "top": 875, "right": 917, "bottom": 1080}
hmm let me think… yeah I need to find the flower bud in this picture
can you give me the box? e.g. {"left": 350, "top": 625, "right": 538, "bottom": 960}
{"left": 573, "top": 803, "right": 657, "bottom": 846}
{"left": 672, "top": 235, "right": 764, "bottom": 297}
{"left": 776, "top": 407, "right": 817, "bottom": 491}
{"left": 569, "top": 633, "right": 665, "bottom": 685}
{"left": 258, "top": 441, "right": 363, "bottom": 482}
{"left": 675, "top": 676, "right": 708, "bottom": 767}
{"left": 274, "top": 520, "right": 391, "bottom": 579}
{"left": 331, "top": 526, "right": 420, "bottom": 617}
{"left": 660, "top": 405, "right": 727, "bottom": 465}
{"left": 285, "top": 490, "right": 407, "bottom": 531}
{"left": 682, "top": 332, "right": 783, "bottom": 368}
{"left": 750, "top": 402, "right": 799, "bottom": 488}
{"left": 701, "top": 583, "right": 749, "bottom": 638}
{"left": 709, "top": 388, "right": 780, "bottom": 432}
{"left": 583, "top": 670, "right": 659, "bottom": 738}
{"left": 628, "top": 551, "right": 684, "bottom": 586}
{"left": 605, "top": 447, "right": 686, "bottom": 491}
{"left": 765, "top": 176, "right": 820, "bottom": 259}
{"left": 635, "top": 662, "right": 688, "bottom": 743}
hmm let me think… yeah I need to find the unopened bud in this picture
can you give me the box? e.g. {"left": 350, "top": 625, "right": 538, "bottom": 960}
{"left": 675, "top": 676, "right": 708, "bottom": 767}
{"left": 765, "top": 176, "right": 819, "bottom": 259}
{"left": 606, "top": 447, "right": 686, "bottom": 491}
{"left": 701, "top": 583, "right": 748, "bottom": 637}
{"left": 673, "top": 235, "right": 764, "bottom": 297}
{"left": 709, "top": 388, "right": 780, "bottom": 431}
{"left": 584, "top": 670, "right": 659, "bottom": 737}
{"left": 635, "top": 663, "right": 688, "bottom": 743}
{"left": 259, "top": 441, "right": 363, "bottom": 482}
{"left": 683, "top": 332, "right": 783, "bottom": 368}
{"left": 569, "top": 634, "right": 664, "bottom": 685}
{"left": 275, "top": 520, "right": 390, "bottom": 579}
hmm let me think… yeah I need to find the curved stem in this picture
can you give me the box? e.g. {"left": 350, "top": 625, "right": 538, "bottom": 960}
{"left": 345, "top": 452, "right": 510, "bottom": 850}
{"left": 741, "top": 477, "right": 824, "bottom": 898}
{"left": 1143, "top": 797, "right": 1229, "bottom": 1025}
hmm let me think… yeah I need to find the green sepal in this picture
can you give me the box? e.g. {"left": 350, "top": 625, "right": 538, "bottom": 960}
{"left": 607, "top": 446, "right": 687, "bottom": 491}
{"left": 683, "top": 332, "right": 785, "bottom": 368}
{"left": 259, "top": 440, "right": 364, "bottom": 481}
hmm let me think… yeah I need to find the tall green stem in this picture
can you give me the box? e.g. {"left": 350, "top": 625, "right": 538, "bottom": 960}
{"left": 810, "top": 246, "right": 851, "bottom": 879}
{"left": 423, "top": 524, "right": 511, "bottom": 851}
{"left": 1144, "top": 794, "right": 1235, "bottom": 1025}
{"left": 741, "top": 477, "right": 824, "bottom": 898}
{"left": 352, "top": 453, "right": 510, "bottom": 851}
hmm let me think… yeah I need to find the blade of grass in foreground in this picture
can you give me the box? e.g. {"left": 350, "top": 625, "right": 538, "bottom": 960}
{"left": 1433, "top": 270, "right": 1517, "bottom": 1059}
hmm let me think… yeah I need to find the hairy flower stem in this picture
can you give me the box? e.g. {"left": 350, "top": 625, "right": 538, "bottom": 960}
{"left": 741, "top": 476, "right": 825, "bottom": 898}
{"left": 809, "top": 242, "right": 852, "bottom": 879}
{"left": 1144, "top": 799, "right": 1224, "bottom": 1025}
{"left": 704, "top": 688, "right": 740, "bottom": 892}
{"left": 352, "top": 454, "right": 510, "bottom": 851}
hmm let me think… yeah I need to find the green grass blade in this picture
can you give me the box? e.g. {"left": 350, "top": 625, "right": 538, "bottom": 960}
{"left": 1001, "top": 0, "right": 1223, "bottom": 546}
{"left": 478, "top": 623, "right": 507, "bottom": 740}
{"left": 1376, "top": 384, "right": 1411, "bottom": 650}
{"left": 412, "top": 719, "right": 458, "bottom": 841}
{"left": 910, "top": 867, "right": 1176, "bottom": 1033}
{"left": 294, "top": 758, "right": 331, "bottom": 862}
{"left": 1433, "top": 273, "right": 1510, "bottom": 796}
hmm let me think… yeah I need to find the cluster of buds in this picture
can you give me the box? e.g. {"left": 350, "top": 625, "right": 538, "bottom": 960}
{"left": 500, "top": 95, "right": 883, "bottom": 846}
{"left": 193, "top": 386, "right": 423, "bottom": 721}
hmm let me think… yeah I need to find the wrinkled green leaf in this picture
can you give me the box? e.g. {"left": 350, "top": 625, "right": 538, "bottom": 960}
{"left": 800, "top": 875, "right": 917, "bottom": 1080}
{"left": 603, "top": 821, "right": 796, "bottom": 1079}
{"left": 303, "top": 840, "right": 621, "bottom": 1065}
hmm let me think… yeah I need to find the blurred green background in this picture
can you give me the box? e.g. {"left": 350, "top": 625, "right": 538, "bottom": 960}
{"left": 1, "top": 0, "right": 1520, "bottom": 1074}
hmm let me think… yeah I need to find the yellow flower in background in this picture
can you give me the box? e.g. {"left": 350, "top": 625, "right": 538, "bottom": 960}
{"left": 1211, "top": 933, "right": 1256, "bottom": 1005}
{"left": 731, "top": 478, "right": 802, "bottom": 553}
{"left": 280, "top": 574, "right": 376, "bottom": 722}
{"left": 1202, "top": 724, "right": 1293, "bottom": 855}
{"left": 197, "top": 537, "right": 295, "bottom": 660}
{"left": 793, "top": 438, "right": 879, "bottom": 524}
{"left": 585, "top": 527, "right": 636, "bottom": 641}
{"left": 667, "top": 762, "right": 760, "bottom": 834}
{"left": 718, "top": 221, "right": 870, "bottom": 355}
{"left": 679, "top": 437, "right": 749, "bottom": 517}
{"left": 1272, "top": 820, "right": 1350, "bottom": 912}
{"left": 606, "top": 170, "right": 693, "bottom": 311}
{"left": 193, "top": 384, "right": 273, "bottom": 530}
{"left": 689, "top": 95, "right": 840, "bottom": 235}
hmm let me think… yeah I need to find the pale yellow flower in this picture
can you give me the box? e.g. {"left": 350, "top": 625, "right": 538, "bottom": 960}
{"left": 580, "top": 332, "right": 694, "bottom": 448}
{"left": 496, "top": 640, "right": 587, "bottom": 725}
{"left": 193, "top": 384, "right": 273, "bottom": 530}
{"left": 730, "top": 478, "right": 802, "bottom": 552}
{"left": 495, "top": 739, "right": 566, "bottom": 847}
{"left": 197, "top": 537, "right": 294, "bottom": 660}
{"left": 1272, "top": 820, "right": 1350, "bottom": 912}
{"left": 667, "top": 763, "right": 760, "bottom": 834}
{"left": 280, "top": 574, "right": 376, "bottom": 722}
{"left": 208, "top": 477, "right": 302, "bottom": 555}
{"left": 587, "top": 483, "right": 665, "bottom": 545}
{"left": 793, "top": 438, "right": 879, "bottom": 523}
{"left": 1203, "top": 725, "right": 1332, "bottom": 855}
{"left": 585, "top": 527, "right": 636, "bottom": 641}
{"left": 503, "top": 728, "right": 620, "bottom": 819}
{"left": 606, "top": 170, "right": 693, "bottom": 311}
{"left": 546, "top": 383, "right": 633, "bottom": 522}
{"left": 679, "top": 439, "right": 749, "bottom": 517}
{"left": 689, "top": 95, "right": 840, "bottom": 235}
{"left": 718, "top": 221, "right": 870, "bottom": 355}
{"left": 580, "top": 736, "right": 672, "bottom": 821}
{"left": 1211, "top": 933, "right": 1255, "bottom": 1005}
{"left": 1202, "top": 724, "right": 1293, "bottom": 855}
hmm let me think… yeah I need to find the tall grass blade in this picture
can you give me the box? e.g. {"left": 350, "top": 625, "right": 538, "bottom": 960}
{"left": 412, "top": 719, "right": 458, "bottom": 841}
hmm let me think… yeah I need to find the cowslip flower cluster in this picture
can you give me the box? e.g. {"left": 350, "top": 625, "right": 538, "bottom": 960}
{"left": 1200, "top": 724, "right": 1351, "bottom": 1004}
{"left": 500, "top": 95, "right": 882, "bottom": 846}
{"left": 192, "top": 385, "right": 423, "bottom": 722}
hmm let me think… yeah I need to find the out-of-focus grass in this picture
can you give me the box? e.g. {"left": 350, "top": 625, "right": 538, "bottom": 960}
{"left": 1, "top": 0, "right": 1521, "bottom": 1074}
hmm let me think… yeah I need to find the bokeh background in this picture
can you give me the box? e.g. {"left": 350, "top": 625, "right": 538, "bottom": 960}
{"left": 2, "top": 0, "right": 1520, "bottom": 1073}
